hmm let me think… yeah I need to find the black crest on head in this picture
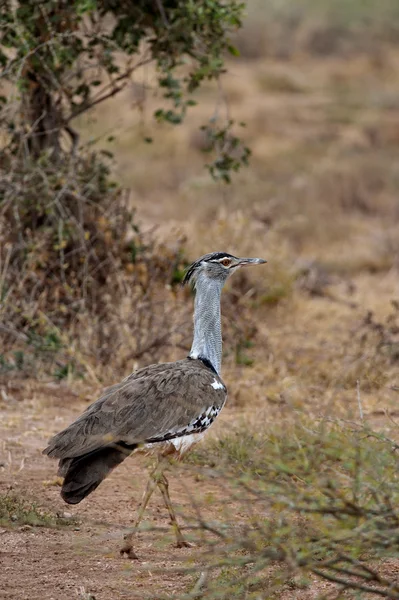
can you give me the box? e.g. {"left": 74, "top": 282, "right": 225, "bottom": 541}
{"left": 183, "top": 252, "right": 236, "bottom": 285}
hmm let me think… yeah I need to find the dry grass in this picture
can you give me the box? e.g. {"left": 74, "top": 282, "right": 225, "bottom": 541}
{"left": 67, "top": 18, "right": 399, "bottom": 413}
{"left": 0, "top": 491, "right": 77, "bottom": 528}
{"left": 2, "top": 2, "right": 397, "bottom": 404}
{"left": 232, "top": 0, "right": 399, "bottom": 60}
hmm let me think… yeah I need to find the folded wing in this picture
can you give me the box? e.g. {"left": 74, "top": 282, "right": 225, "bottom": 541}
{"left": 43, "top": 358, "right": 226, "bottom": 504}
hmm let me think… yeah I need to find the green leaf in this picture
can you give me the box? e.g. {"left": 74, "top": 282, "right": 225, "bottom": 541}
{"left": 100, "top": 149, "right": 114, "bottom": 158}
{"left": 75, "top": 0, "right": 97, "bottom": 15}
{"left": 227, "top": 44, "right": 240, "bottom": 57}
{"left": 0, "top": 0, "right": 247, "bottom": 182}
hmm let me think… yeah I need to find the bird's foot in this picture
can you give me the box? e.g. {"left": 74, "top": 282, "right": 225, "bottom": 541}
{"left": 120, "top": 535, "right": 139, "bottom": 559}
{"left": 119, "top": 544, "right": 139, "bottom": 560}
{"left": 176, "top": 539, "right": 195, "bottom": 549}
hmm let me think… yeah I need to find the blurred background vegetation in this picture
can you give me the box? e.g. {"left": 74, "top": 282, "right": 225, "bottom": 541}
{"left": 1, "top": 1, "right": 399, "bottom": 598}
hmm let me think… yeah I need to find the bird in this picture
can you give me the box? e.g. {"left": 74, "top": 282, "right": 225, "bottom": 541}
{"left": 43, "top": 251, "right": 266, "bottom": 558}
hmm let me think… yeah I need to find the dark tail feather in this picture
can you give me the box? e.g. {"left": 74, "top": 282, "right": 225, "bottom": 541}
{"left": 60, "top": 442, "right": 137, "bottom": 505}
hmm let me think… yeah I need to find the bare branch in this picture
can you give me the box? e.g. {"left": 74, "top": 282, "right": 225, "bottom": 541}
{"left": 312, "top": 568, "right": 399, "bottom": 599}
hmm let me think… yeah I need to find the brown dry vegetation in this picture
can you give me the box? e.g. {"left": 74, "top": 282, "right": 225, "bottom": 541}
{"left": 1, "top": 1, "right": 399, "bottom": 598}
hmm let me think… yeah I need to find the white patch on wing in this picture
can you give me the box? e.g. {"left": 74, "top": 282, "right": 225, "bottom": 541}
{"left": 211, "top": 378, "right": 224, "bottom": 390}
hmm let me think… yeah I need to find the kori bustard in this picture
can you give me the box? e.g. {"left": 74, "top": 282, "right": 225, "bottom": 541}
{"left": 43, "top": 252, "right": 266, "bottom": 558}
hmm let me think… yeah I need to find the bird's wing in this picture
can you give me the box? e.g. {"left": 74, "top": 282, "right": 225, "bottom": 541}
{"left": 44, "top": 359, "right": 226, "bottom": 460}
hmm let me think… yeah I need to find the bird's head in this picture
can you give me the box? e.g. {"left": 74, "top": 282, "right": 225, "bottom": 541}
{"left": 183, "top": 252, "right": 266, "bottom": 286}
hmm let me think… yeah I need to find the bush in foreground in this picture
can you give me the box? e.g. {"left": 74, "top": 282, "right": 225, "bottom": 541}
{"left": 173, "top": 419, "right": 399, "bottom": 599}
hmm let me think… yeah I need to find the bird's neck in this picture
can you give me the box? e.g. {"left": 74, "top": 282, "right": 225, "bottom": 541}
{"left": 189, "top": 274, "right": 224, "bottom": 376}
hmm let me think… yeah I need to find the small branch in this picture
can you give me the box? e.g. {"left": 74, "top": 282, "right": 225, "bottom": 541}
{"left": 66, "top": 83, "right": 126, "bottom": 123}
{"left": 65, "top": 56, "right": 153, "bottom": 123}
{"left": 65, "top": 124, "right": 80, "bottom": 156}
{"left": 356, "top": 379, "right": 364, "bottom": 421}
{"left": 155, "top": 0, "right": 170, "bottom": 27}
{"left": 58, "top": 218, "right": 66, "bottom": 286}
{"left": 191, "top": 570, "right": 208, "bottom": 598}
{"left": 312, "top": 568, "right": 399, "bottom": 599}
{"left": 0, "top": 324, "right": 28, "bottom": 342}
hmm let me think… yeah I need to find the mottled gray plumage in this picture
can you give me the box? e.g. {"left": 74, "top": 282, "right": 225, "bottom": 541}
{"left": 44, "top": 358, "right": 226, "bottom": 503}
{"left": 47, "top": 359, "right": 225, "bottom": 458}
{"left": 43, "top": 251, "right": 266, "bottom": 554}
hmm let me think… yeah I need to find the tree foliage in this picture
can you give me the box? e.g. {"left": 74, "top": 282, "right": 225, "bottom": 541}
{"left": 0, "top": 0, "right": 248, "bottom": 179}
{"left": 0, "top": 1, "right": 250, "bottom": 379}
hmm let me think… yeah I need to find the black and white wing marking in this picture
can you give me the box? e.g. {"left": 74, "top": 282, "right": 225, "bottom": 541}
{"left": 146, "top": 404, "right": 223, "bottom": 444}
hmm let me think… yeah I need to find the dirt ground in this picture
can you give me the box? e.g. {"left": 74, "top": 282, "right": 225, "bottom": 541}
{"left": 0, "top": 381, "right": 217, "bottom": 600}
{"left": 1, "top": 274, "right": 398, "bottom": 600}
{"left": 0, "top": 387, "right": 337, "bottom": 600}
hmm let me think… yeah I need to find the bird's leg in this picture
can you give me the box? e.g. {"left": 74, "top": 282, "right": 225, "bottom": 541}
{"left": 120, "top": 456, "right": 191, "bottom": 558}
{"left": 120, "top": 462, "right": 159, "bottom": 559}
{"left": 157, "top": 470, "right": 191, "bottom": 548}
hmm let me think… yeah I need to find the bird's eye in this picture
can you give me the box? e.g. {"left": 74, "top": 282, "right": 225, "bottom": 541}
{"left": 221, "top": 259, "right": 231, "bottom": 267}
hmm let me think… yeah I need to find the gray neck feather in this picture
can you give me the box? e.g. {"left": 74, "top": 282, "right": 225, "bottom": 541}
{"left": 189, "top": 272, "right": 224, "bottom": 375}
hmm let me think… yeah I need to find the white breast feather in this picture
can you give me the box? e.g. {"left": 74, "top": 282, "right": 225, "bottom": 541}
{"left": 171, "top": 432, "right": 205, "bottom": 453}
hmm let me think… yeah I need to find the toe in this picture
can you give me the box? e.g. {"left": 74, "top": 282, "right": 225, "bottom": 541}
{"left": 176, "top": 539, "right": 195, "bottom": 549}
{"left": 120, "top": 545, "right": 139, "bottom": 559}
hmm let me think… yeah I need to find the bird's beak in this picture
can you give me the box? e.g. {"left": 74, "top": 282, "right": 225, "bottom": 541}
{"left": 237, "top": 257, "right": 267, "bottom": 267}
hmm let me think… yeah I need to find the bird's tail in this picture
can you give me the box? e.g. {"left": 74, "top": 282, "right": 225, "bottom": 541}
{"left": 59, "top": 442, "right": 137, "bottom": 505}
